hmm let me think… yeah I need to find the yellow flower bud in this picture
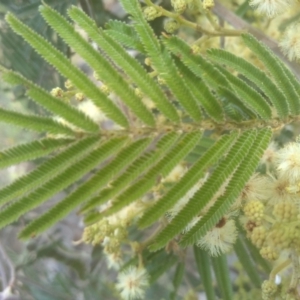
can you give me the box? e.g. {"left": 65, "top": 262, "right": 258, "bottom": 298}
{"left": 251, "top": 226, "right": 266, "bottom": 248}
{"left": 143, "top": 6, "right": 161, "bottom": 21}
{"left": 64, "top": 79, "right": 73, "bottom": 89}
{"left": 75, "top": 92, "right": 85, "bottom": 102}
{"left": 203, "top": 0, "right": 214, "bottom": 10}
{"left": 171, "top": 0, "right": 187, "bottom": 14}
{"left": 261, "top": 280, "right": 278, "bottom": 300}
{"left": 100, "top": 85, "right": 110, "bottom": 95}
{"left": 51, "top": 87, "right": 64, "bottom": 98}
{"left": 243, "top": 200, "right": 264, "bottom": 223}
{"left": 164, "top": 19, "right": 180, "bottom": 33}
{"left": 260, "top": 246, "right": 278, "bottom": 261}
{"left": 273, "top": 202, "right": 298, "bottom": 222}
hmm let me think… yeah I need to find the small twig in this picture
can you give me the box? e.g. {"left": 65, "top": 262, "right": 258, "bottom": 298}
{"left": 144, "top": 0, "right": 244, "bottom": 37}
{"left": 269, "top": 258, "right": 291, "bottom": 281}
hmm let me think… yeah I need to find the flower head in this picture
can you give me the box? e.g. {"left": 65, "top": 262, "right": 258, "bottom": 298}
{"left": 196, "top": 218, "right": 237, "bottom": 256}
{"left": 275, "top": 142, "right": 300, "bottom": 183}
{"left": 279, "top": 23, "right": 300, "bottom": 61}
{"left": 249, "top": 0, "right": 295, "bottom": 18}
{"left": 239, "top": 173, "right": 270, "bottom": 203}
{"left": 116, "top": 267, "right": 149, "bottom": 300}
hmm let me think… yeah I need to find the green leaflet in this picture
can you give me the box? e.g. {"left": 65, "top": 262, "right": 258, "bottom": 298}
{"left": 101, "top": 131, "right": 202, "bottom": 217}
{"left": 174, "top": 58, "right": 223, "bottom": 122}
{"left": 163, "top": 35, "right": 228, "bottom": 90}
{"left": 0, "top": 138, "right": 126, "bottom": 230}
{"left": 180, "top": 128, "right": 271, "bottom": 246}
{"left": 19, "top": 138, "right": 151, "bottom": 238}
{"left": 217, "top": 87, "right": 257, "bottom": 121}
{"left": 170, "top": 262, "right": 185, "bottom": 300}
{"left": 242, "top": 33, "right": 300, "bottom": 115}
{"left": 0, "top": 138, "right": 72, "bottom": 170}
{"left": 0, "top": 136, "right": 99, "bottom": 206}
{"left": 81, "top": 132, "right": 180, "bottom": 217}
{"left": 138, "top": 131, "right": 237, "bottom": 229}
{"left": 238, "top": 223, "right": 271, "bottom": 274}
{"left": 5, "top": 12, "right": 129, "bottom": 128}
{"left": 149, "top": 129, "right": 258, "bottom": 251}
{"left": 211, "top": 255, "right": 233, "bottom": 300}
{"left": 68, "top": 6, "right": 180, "bottom": 123}
{"left": 207, "top": 48, "right": 289, "bottom": 118}
{"left": 234, "top": 236, "right": 262, "bottom": 288}
{"left": 193, "top": 247, "right": 216, "bottom": 300}
{"left": 216, "top": 65, "right": 272, "bottom": 119}
{"left": 0, "top": 107, "right": 75, "bottom": 136}
{"left": 2, "top": 70, "right": 99, "bottom": 133}
{"left": 40, "top": 5, "right": 155, "bottom": 127}
{"left": 104, "top": 20, "right": 144, "bottom": 53}
{"left": 120, "top": 0, "right": 202, "bottom": 121}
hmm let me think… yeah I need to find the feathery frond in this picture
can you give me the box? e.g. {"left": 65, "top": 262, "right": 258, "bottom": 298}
{"left": 68, "top": 6, "right": 180, "bottom": 123}
{"left": 40, "top": 5, "right": 156, "bottom": 127}
{"left": 180, "top": 128, "right": 271, "bottom": 246}
{"left": 0, "top": 107, "right": 75, "bottom": 136}
{"left": 138, "top": 131, "right": 238, "bottom": 229}
{"left": 207, "top": 48, "right": 289, "bottom": 118}
{"left": 101, "top": 131, "right": 202, "bottom": 217}
{"left": 0, "top": 136, "right": 99, "bottom": 206}
{"left": 242, "top": 33, "right": 300, "bottom": 115}
{"left": 0, "top": 138, "right": 73, "bottom": 170}
{"left": 1, "top": 70, "right": 100, "bottom": 133}
{"left": 5, "top": 12, "right": 129, "bottom": 128}
{"left": 0, "top": 138, "right": 126, "bottom": 230}
{"left": 81, "top": 132, "right": 180, "bottom": 217}
{"left": 149, "top": 129, "right": 259, "bottom": 251}
{"left": 120, "top": 0, "right": 202, "bottom": 121}
{"left": 19, "top": 138, "right": 151, "bottom": 238}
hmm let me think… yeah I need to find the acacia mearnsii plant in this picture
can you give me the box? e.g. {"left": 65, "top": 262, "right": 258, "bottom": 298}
{"left": 2, "top": 0, "right": 300, "bottom": 299}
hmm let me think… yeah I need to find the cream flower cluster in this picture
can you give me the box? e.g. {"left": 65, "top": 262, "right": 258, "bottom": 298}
{"left": 249, "top": 0, "right": 296, "bottom": 18}
{"left": 241, "top": 140, "right": 300, "bottom": 299}
{"left": 116, "top": 267, "right": 149, "bottom": 300}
